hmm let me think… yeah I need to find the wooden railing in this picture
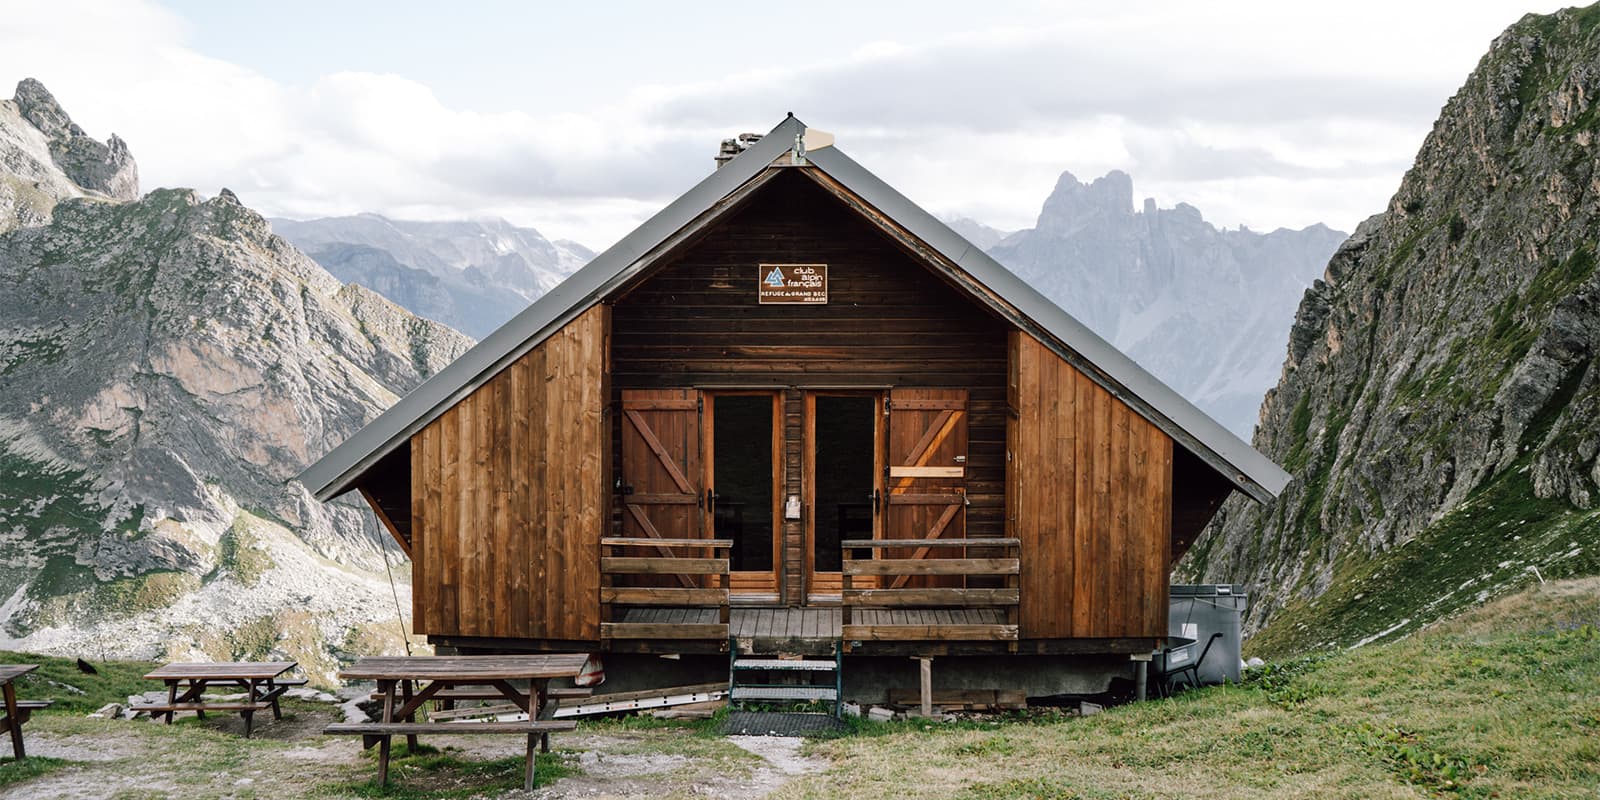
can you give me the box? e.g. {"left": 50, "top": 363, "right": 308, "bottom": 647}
{"left": 599, "top": 538, "right": 731, "bottom": 640}
{"left": 840, "top": 538, "right": 1020, "bottom": 643}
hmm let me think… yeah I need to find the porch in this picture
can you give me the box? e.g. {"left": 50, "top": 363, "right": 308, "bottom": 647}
{"left": 598, "top": 536, "right": 1022, "bottom": 656}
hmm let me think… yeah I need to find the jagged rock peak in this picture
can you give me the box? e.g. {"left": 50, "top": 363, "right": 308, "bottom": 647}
{"left": 1036, "top": 169, "right": 1135, "bottom": 232}
{"left": 12, "top": 78, "right": 139, "bottom": 201}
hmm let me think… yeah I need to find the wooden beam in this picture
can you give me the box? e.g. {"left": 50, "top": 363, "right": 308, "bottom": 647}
{"left": 601, "top": 557, "right": 729, "bottom": 575}
{"left": 601, "top": 623, "right": 729, "bottom": 640}
{"left": 358, "top": 487, "right": 412, "bottom": 557}
{"left": 843, "top": 538, "right": 1020, "bottom": 548}
{"left": 602, "top": 538, "right": 733, "bottom": 549}
{"left": 842, "top": 624, "right": 1019, "bottom": 641}
{"left": 842, "top": 588, "right": 1018, "bottom": 607}
{"left": 888, "top": 466, "right": 964, "bottom": 479}
{"left": 843, "top": 558, "right": 1019, "bottom": 576}
{"left": 600, "top": 587, "right": 728, "bottom": 606}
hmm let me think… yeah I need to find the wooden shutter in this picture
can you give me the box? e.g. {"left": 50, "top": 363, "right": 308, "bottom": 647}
{"left": 885, "top": 388, "right": 967, "bottom": 589}
{"left": 619, "top": 389, "right": 703, "bottom": 587}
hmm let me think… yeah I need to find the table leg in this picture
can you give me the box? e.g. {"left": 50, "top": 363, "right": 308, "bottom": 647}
{"left": 377, "top": 679, "right": 396, "bottom": 787}
{"left": 529, "top": 678, "right": 547, "bottom": 789}
{"left": 401, "top": 680, "right": 419, "bottom": 753}
{"left": 185, "top": 680, "right": 209, "bottom": 721}
{"left": 3, "top": 681, "right": 22, "bottom": 760}
{"left": 164, "top": 679, "right": 178, "bottom": 725}
{"left": 525, "top": 731, "right": 538, "bottom": 791}
{"left": 266, "top": 679, "right": 283, "bottom": 720}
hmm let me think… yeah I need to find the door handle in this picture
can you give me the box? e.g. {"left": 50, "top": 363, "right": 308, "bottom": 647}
{"left": 870, "top": 488, "right": 881, "bottom": 514}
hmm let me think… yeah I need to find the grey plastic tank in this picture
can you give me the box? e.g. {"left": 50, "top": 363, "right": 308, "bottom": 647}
{"left": 1168, "top": 584, "right": 1248, "bottom": 685}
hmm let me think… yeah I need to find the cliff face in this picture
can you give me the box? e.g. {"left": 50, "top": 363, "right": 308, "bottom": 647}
{"left": 0, "top": 80, "right": 472, "bottom": 681}
{"left": 1183, "top": 8, "right": 1600, "bottom": 655}
{"left": 989, "top": 171, "right": 1346, "bottom": 437}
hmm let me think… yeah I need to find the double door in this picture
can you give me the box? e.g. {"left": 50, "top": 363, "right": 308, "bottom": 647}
{"left": 618, "top": 388, "right": 967, "bottom": 601}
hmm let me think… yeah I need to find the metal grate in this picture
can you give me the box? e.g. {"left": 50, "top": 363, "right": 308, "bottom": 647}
{"left": 722, "top": 711, "right": 850, "bottom": 737}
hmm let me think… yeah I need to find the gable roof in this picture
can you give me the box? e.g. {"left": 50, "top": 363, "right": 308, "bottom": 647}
{"left": 299, "top": 115, "right": 1291, "bottom": 504}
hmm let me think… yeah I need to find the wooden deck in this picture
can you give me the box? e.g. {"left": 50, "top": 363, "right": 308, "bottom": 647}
{"left": 616, "top": 607, "right": 1009, "bottom": 654}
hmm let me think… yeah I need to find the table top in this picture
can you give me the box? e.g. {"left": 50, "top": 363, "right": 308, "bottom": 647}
{"left": 144, "top": 661, "right": 298, "bottom": 681}
{"left": 340, "top": 654, "right": 589, "bottom": 681}
{"left": 0, "top": 664, "right": 38, "bottom": 684}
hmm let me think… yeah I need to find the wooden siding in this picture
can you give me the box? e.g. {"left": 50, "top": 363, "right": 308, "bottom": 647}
{"left": 610, "top": 170, "right": 1011, "bottom": 603}
{"left": 410, "top": 305, "right": 609, "bottom": 641}
{"left": 1008, "top": 331, "right": 1173, "bottom": 640}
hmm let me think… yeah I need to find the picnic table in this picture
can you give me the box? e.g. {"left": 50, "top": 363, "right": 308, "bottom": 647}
{"left": 325, "top": 654, "right": 589, "bottom": 790}
{"left": 132, "top": 661, "right": 301, "bottom": 737}
{"left": 2, "top": 664, "right": 51, "bottom": 759}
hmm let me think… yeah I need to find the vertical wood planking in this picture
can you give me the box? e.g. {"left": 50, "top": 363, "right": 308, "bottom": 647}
{"left": 1009, "top": 333, "right": 1172, "bottom": 640}
{"left": 406, "top": 305, "right": 607, "bottom": 641}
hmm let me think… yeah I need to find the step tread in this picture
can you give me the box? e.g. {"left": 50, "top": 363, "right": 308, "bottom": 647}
{"left": 733, "top": 659, "right": 838, "bottom": 671}
{"left": 730, "top": 686, "right": 838, "bottom": 701}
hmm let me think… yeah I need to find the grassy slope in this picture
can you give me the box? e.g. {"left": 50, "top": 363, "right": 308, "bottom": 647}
{"left": 4, "top": 579, "right": 1598, "bottom": 797}
{"left": 1247, "top": 466, "right": 1600, "bottom": 659}
{"left": 782, "top": 577, "right": 1600, "bottom": 799}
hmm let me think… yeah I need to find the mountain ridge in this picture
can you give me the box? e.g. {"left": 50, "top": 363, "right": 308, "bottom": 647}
{"left": 1182, "top": 6, "right": 1600, "bottom": 655}
{"left": 0, "top": 79, "right": 472, "bottom": 682}
{"left": 987, "top": 169, "right": 1347, "bottom": 438}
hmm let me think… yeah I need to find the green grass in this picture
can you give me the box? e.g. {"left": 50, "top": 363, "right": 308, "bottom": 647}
{"left": 0, "top": 755, "right": 69, "bottom": 789}
{"left": 321, "top": 744, "right": 576, "bottom": 799}
{"left": 777, "top": 577, "right": 1600, "bottom": 799}
{"left": 1247, "top": 463, "right": 1600, "bottom": 658}
{"left": 0, "top": 650, "right": 157, "bottom": 715}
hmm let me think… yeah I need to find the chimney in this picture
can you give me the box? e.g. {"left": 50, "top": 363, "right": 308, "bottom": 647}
{"left": 714, "top": 132, "right": 763, "bottom": 169}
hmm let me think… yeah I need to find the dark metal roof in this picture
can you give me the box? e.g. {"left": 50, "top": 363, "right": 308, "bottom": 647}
{"left": 299, "top": 114, "right": 1290, "bottom": 503}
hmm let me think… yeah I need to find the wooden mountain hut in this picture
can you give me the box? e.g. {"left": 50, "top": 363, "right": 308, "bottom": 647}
{"left": 299, "top": 115, "right": 1289, "bottom": 702}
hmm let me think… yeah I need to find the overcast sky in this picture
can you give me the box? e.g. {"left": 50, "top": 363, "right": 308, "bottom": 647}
{"left": 0, "top": 0, "right": 1575, "bottom": 247}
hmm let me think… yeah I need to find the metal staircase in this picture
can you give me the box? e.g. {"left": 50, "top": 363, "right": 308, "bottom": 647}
{"left": 727, "top": 637, "right": 843, "bottom": 718}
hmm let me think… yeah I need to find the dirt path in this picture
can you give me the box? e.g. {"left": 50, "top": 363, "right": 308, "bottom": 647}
{"left": 3, "top": 709, "right": 829, "bottom": 799}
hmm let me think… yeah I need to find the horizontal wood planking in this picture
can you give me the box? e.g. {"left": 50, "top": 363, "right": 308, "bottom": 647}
{"left": 842, "top": 624, "right": 1019, "bottom": 641}
{"left": 601, "top": 623, "right": 729, "bottom": 640}
{"left": 601, "top": 538, "right": 732, "bottom": 549}
{"left": 600, "top": 587, "right": 728, "bottom": 606}
{"left": 843, "top": 558, "right": 1019, "bottom": 576}
{"left": 842, "top": 538, "right": 1019, "bottom": 548}
{"left": 410, "top": 305, "right": 608, "bottom": 642}
{"left": 609, "top": 171, "right": 1012, "bottom": 596}
{"left": 601, "top": 557, "right": 730, "bottom": 575}
{"left": 842, "top": 587, "right": 1019, "bottom": 607}
{"left": 1008, "top": 331, "right": 1173, "bottom": 640}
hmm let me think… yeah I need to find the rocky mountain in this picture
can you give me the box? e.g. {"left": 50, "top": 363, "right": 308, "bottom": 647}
{"left": 271, "top": 214, "right": 592, "bottom": 338}
{"left": 1183, "top": 6, "right": 1600, "bottom": 656}
{"left": 0, "top": 78, "right": 136, "bottom": 233}
{"left": 988, "top": 171, "right": 1347, "bottom": 438}
{"left": 943, "top": 215, "right": 1013, "bottom": 251}
{"left": 0, "top": 80, "right": 473, "bottom": 682}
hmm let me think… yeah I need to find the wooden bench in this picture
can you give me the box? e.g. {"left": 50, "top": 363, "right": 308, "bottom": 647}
{"left": 325, "top": 720, "right": 578, "bottom": 789}
{"left": 3, "top": 700, "right": 52, "bottom": 728}
{"left": 371, "top": 686, "right": 593, "bottom": 703}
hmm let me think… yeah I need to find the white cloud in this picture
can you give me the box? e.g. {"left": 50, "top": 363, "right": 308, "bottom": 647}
{"left": 0, "top": 0, "right": 1569, "bottom": 247}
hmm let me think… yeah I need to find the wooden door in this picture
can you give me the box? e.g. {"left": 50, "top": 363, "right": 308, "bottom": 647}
{"left": 619, "top": 389, "right": 703, "bottom": 587}
{"left": 885, "top": 388, "right": 968, "bottom": 589}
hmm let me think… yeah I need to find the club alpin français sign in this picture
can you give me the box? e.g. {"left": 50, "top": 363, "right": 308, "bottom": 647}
{"left": 758, "top": 263, "right": 828, "bottom": 304}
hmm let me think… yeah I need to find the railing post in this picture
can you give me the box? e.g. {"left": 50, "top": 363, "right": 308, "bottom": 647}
{"left": 599, "top": 540, "right": 613, "bottom": 625}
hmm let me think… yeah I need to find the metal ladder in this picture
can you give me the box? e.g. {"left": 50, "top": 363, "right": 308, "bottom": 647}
{"left": 727, "top": 637, "right": 843, "bottom": 717}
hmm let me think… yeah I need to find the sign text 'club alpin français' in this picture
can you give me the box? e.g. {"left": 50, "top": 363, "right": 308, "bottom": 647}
{"left": 758, "top": 263, "right": 828, "bottom": 304}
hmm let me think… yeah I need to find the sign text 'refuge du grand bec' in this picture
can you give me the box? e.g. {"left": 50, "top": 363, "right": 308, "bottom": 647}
{"left": 757, "top": 264, "right": 828, "bottom": 304}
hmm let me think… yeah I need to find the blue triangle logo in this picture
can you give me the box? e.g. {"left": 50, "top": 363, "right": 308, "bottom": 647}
{"left": 763, "top": 267, "right": 786, "bottom": 287}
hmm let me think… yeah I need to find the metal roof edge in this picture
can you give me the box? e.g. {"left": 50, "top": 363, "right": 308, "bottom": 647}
{"left": 803, "top": 145, "right": 1291, "bottom": 500}
{"left": 298, "top": 116, "right": 806, "bottom": 500}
